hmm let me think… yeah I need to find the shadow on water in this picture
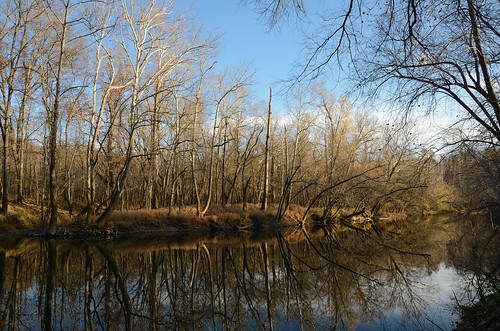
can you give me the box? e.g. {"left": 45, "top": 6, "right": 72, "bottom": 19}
{"left": 0, "top": 215, "right": 498, "bottom": 330}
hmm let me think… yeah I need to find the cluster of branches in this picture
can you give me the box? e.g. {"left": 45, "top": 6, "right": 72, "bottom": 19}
{"left": 250, "top": 0, "right": 500, "bottom": 145}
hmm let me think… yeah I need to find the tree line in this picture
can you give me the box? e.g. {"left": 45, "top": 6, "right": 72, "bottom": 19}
{"left": 0, "top": 0, "right": 497, "bottom": 235}
{"left": 246, "top": 0, "right": 500, "bottom": 215}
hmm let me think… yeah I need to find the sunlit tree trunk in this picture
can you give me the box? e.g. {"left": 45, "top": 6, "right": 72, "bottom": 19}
{"left": 46, "top": 0, "right": 71, "bottom": 235}
{"left": 191, "top": 66, "right": 210, "bottom": 216}
{"left": 199, "top": 101, "right": 221, "bottom": 216}
{"left": 262, "top": 87, "right": 272, "bottom": 211}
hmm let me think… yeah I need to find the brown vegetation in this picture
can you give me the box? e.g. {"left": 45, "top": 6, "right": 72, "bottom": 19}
{"left": 0, "top": 200, "right": 418, "bottom": 239}
{"left": 0, "top": 201, "right": 303, "bottom": 238}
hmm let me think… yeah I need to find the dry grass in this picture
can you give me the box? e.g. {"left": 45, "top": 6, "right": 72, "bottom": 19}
{"left": 0, "top": 202, "right": 41, "bottom": 232}
{"left": 0, "top": 201, "right": 310, "bottom": 237}
{"left": 95, "top": 203, "right": 282, "bottom": 233}
{"left": 0, "top": 200, "right": 411, "bottom": 242}
{"left": 100, "top": 202, "right": 302, "bottom": 233}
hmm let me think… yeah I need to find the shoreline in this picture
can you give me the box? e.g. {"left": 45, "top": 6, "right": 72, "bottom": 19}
{"left": 0, "top": 201, "right": 471, "bottom": 241}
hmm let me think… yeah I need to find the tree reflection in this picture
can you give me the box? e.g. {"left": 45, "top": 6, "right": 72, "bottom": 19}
{"left": 84, "top": 245, "right": 95, "bottom": 331}
{"left": 447, "top": 217, "right": 500, "bottom": 326}
{"left": 42, "top": 239, "right": 56, "bottom": 331}
{"left": 0, "top": 216, "right": 496, "bottom": 330}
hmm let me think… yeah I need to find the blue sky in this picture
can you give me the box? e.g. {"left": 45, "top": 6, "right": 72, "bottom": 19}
{"left": 175, "top": 1, "right": 456, "bottom": 146}
{"left": 180, "top": 1, "right": 314, "bottom": 112}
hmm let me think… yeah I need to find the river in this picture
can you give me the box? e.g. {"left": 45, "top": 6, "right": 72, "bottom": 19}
{"left": 0, "top": 215, "right": 497, "bottom": 330}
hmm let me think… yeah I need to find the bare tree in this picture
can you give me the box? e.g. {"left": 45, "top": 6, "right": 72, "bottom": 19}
{"left": 0, "top": 0, "right": 45, "bottom": 213}
{"left": 196, "top": 66, "right": 252, "bottom": 216}
{"left": 42, "top": 0, "right": 82, "bottom": 235}
{"left": 12, "top": 14, "right": 48, "bottom": 204}
{"left": 261, "top": 87, "right": 272, "bottom": 210}
{"left": 189, "top": 62, "right": 213, "bottom": 216}
{"left": 96, "top": 0, "right": 174, "bottom": 222}
{"left": 276, "top": 84, "right": 317, "bottom": 220}
{"left": 83, "top": 2, "right": 132, "bottom": 222}
{"left": 96, "top": 0, "right": 212, "bottom": 222}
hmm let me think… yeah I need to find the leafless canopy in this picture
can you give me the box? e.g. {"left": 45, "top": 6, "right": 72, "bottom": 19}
{"left": 248, "top": 0, "right": 500, "bottom": 144}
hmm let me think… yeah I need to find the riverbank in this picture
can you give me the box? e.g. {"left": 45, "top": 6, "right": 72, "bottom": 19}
{"left": 0, "top": 202, "right": 303, "bottom": 239}
{"left": 0, "top": 201, "right": 411, "bottom": 239}
{"left": 0, "top": 200, "right": 481, "bottom": 240}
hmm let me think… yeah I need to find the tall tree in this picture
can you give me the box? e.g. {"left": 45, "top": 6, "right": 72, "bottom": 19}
{"left": 96, "top": 0, "right": 172, "bottom": 222}
{"left": 0, "top": 0, "right": 43, "bottom": 213}
{"left": 96, "top": 0, "right": 212, "bottom": 222}
{"left": 190, "top": 62, "right": 213, "bottom": 216}
{"left": 43, "top": 0, "right": 77, "bottom": 235}
{"left": 261, "top": 87, "right": 272, "bottom": 211}
{"left": 83, "top": 2, "right": 128, "bottom": 222}
{"left": 197, "top": 66, "right": 252, "bottom": 216}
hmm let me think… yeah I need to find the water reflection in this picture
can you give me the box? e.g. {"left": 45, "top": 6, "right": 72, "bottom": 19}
{"left": 0, "top": 216, "right": 497, "bottom": 330}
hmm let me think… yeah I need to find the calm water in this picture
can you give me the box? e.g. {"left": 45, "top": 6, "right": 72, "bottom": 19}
{"left": 0, "top": 216, "right": 497, "bottom": 330}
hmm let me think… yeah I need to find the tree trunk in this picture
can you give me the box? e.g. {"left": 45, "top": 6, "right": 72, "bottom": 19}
{"left": 261, "top": 243, "right": 274, "bottom": 331}
{"left": 199, "top": 102, "right": 221, "bottom": 216}
{"left": 148, "top": 82, "right": 160, "bottom": 209}
{"left": 262, "top": 87, "right": 272, "bottom": 210}
{"left": 467, "top": 0, "right": 500, "bottom": 141}
{"left": 47, "top": 0, "right": 70, "bottom": 236}
{"left": 15, "top": 80, "right": 29, "bottom": 203}
{"left": 221, "top": 114, "right": 228, "bottom": 207}
{"left": 191, "top": 79, "right": 204, "bottom": 216}
{"left": 1, "top": 125, "right": 9, "bottom": 215}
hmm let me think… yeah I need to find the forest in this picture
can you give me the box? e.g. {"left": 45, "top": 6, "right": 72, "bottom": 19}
{"left": 0, "top": 0, "right": 498, "bottom": 237}
{"left": 0, "top": 0, "right": 498, "bottom": 329}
